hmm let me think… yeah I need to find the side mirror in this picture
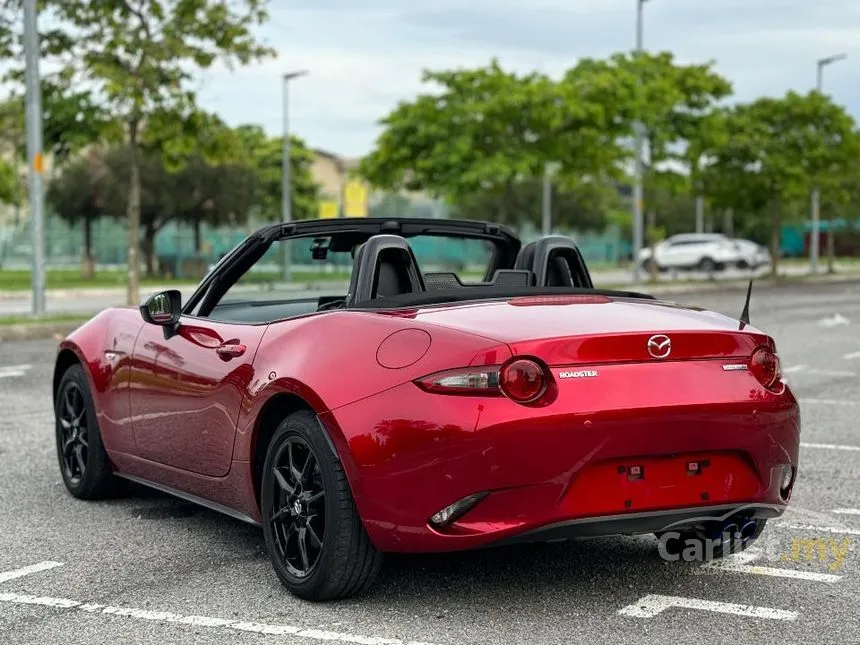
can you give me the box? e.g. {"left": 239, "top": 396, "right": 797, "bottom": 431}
{"left": 140, "top": 290, "right": 182, "bottom": 326}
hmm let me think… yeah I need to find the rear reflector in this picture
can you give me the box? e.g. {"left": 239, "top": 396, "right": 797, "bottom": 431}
{"left": 429, "top": 492, "right": 488, "bottom": 528}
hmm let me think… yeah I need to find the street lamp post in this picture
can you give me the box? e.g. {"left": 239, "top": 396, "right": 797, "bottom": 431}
{"left": 631, "top": 0, "right": 651, "bottom": 284}
{"left": 810, "top": 54, "right": 846, "bottom": 274}
{"left": 23, "top": 0, "right": 46, "bottom": 315}
{"left": 281, "top": 70, "right": 308, "bottom": 283}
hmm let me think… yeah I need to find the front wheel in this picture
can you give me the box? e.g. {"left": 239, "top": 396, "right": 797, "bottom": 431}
{"left": 55, "top": 365, "right": 124, "bottom": 499}
{"left": 261, "top": 410, "right": 382, "bottom": 601}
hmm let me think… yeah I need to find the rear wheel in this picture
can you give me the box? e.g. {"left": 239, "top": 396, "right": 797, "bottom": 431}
{"left": 55, "top": 365, "right": 123, "bottom": 499}
{"left": 697, "top": 257, "right": 717, "bottom": 273}
{"left": 261, "top": 410, "right": 382, "bottom": 601}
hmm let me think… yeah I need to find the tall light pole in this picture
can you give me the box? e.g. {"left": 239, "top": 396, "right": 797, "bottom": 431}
{"left": 24, "top": 0, "right": 46, "bottom": 315}
{"left": 631, "top": 0, "right": 651, "bottom": 284}
{"left": 282, "top": 70, "right": 308, "bottom": 283}
{"left": 810, "top": 53, "right": 846, "bottom": 274}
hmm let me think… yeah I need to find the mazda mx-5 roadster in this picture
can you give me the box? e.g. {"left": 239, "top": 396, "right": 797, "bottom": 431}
{"left": 53, "top": 217, "right": 799, "bottom": 600}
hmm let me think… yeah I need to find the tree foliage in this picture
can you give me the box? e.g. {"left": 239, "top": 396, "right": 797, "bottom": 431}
{"left": 234, "top": 125, "right": 319, "bottom": 222}
{"left": 19, "top": 0, "right": 276, "bottom": 302}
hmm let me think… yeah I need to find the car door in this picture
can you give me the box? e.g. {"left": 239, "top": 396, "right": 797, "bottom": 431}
{"left": 129, "top": 317, "right": 268, "bottom": 477}
{"left": 656, "top": 238, "right": 684, "bottom": 268}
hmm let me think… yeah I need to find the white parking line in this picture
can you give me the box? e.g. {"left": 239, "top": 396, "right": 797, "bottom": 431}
{"left": 703, "top": 548, "right": 841, "bottom": 583}
{"left": 0, "top": 561, "right": 63, "bottom": 584}
{"left": 775, "top": 522, "right": 860, "bottom": 537}
{"left": 833, "top": 509, "right": 860, "bottom": 516}
{"left": 799, "top": 399, "right": 860, "bottom": 407}
{"left": 843, "top": 350, "right": 860, "bottom": 360}
{"left": 619, "top": 594, "right": 797, "bottom": 621}
{"left": 784, "top": 365, "right": 806, "bottom": 374}
{"left": 0, "top": 562, "right": 436, "bottom": 645}
{"left": 0, "top": 364, "right": 31, "bottom": 379}
{"left": 801, "top": 442, "right": 860, "bottom": 452}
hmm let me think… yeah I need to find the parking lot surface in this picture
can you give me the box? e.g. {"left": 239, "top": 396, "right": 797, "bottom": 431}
{"left": 1, "top": 280, "right": 859, "bottom": 644}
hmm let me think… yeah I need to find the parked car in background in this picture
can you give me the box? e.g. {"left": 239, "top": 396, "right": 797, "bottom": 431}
{"left": 638, "top": 234, "right": 770, "bottom": 273}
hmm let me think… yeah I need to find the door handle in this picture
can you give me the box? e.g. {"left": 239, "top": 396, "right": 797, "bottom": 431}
{"left": 216, "top": 343, "right": 246, "bottom": 360}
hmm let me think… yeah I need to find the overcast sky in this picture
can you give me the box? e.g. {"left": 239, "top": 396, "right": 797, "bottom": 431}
{"left": 197, "top": 0, "right": 860, "bottom": 158}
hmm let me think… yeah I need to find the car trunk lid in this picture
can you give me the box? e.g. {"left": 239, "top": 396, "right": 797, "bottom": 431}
{"left": 406, "top": 294, "right": 770, "bottom": 365}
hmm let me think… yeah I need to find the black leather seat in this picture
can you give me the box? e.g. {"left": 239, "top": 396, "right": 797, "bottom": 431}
{"left": 514, "top": 236, "right": 594, "bottom": 288}
{"left": 345, "top": 235, "right": 425, "bottom": 307}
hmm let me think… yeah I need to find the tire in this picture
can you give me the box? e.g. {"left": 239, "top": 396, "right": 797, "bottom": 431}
{"left": 55, "top": 364, "right": 123, "bottom": 499}
{"left": 261, "top": 410, "right": 382, "bottom": 601}
{"left": 655, "top": 519, "right": 767, "bottom": 562}
{"left": 697, "top": 257, "right": 716, "bottom": 273}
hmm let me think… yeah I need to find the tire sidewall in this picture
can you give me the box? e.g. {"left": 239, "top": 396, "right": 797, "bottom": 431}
{"left": 55, "top": 365, "right": 106, "bottom": 496}
{"left": 260, "top": 413, "right": 344, "bottom": 597}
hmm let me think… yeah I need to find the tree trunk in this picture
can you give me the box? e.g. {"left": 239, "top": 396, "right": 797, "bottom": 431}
{"left": 82, "top": 218, "right": 95, "bottom": 279}
{"left": 723, "top": 208, "right": 734, "bottom": 238}
{"left": 126, "top": 120, "right": 141, "bottom": 305}
{"left": 770, "top": 202, "right": 781, "bottom": 278}
{"left": 142, "top": 228, "right": 157, "bottom": 278}
{"left": 194, "top": 219, "right": 202, "bottom": 253}
{"left": 826, "top": 211, "right": 836, "bottom": 274}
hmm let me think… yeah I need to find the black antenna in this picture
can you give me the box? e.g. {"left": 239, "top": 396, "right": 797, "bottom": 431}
{"left": 739, "top": 280, "right": 753, "bottom": 329}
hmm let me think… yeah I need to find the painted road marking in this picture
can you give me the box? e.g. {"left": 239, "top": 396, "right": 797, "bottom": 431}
{"left": 800, "top": 399, "right": 860, "bottom": 407}
{"left": 843, "top": 350, "right": 860, "bottom": 360}
{"left": 703, "top": 548, "right": 842, "bottom": 583}
{"left": 801, "top": 442, "right": 860, "bottom": 452}
{"left": 0, "top": 561, "right": 63, "bottom": 584}
{"left": 0, "top": 364, "right": 31, "bottom": 379}
{"left": 619, "top": 594, "right": 797, "bottom": 621}
{"left": 0, "top": 562, "right": 436, "bottom": 645}
{"left": 785, "top": 367, "right": 856, "bottom": 377}
{"left": 775, "top": 522, "right": 860, "bottom": 537}
{"left": 818, "top": 314, "right": 850, "bottom": 328}
{"left": 833, "top": 509, "right": 860, "bottom": 516}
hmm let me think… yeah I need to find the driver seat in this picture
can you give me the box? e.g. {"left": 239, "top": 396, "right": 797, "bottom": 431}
{"left": 345, "top": 235, "right": 425, "bottom": 307}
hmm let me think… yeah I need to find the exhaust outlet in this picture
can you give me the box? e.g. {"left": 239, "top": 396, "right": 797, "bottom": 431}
{"left": 739, "top": 520, "right": 758, "bottom": 542}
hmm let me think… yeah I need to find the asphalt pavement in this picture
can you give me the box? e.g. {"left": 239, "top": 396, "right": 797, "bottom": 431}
{"left": 1, "top": 280, "right": 859, "bottom": 645}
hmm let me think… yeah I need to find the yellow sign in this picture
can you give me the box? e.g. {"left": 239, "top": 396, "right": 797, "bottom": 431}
{"left": 318, "top": 200, "right": 339, "bottom": 219}
{"left": 343, "top": 180, "right": 368, "bottom": 218}
{"left": 33, "top": 152, "right": 44, "bottom": 174}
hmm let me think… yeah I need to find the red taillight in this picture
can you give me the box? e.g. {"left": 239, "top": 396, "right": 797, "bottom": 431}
{"left": 414, "top": 358, "right": 550, "bottom": 404}
{"left": 749, "top": 347, "right": 781, "bottom": 390}
{"left": 499, "top": 358, "right": 547, "bottom": 403}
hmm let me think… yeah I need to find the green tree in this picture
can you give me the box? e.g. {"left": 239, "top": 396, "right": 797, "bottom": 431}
{"left": 360, "top": 60, "right": 626, "bottom": 226}
{"left": 45, "top": 149, "right": 112, "bottom": 277}
{"left": 234, "top": 125, "right": 319, "bottom": 222}
{"left": 36, "top": 0, "right": 274, "bottom": 303}
{"left": 705, "top": 92, "right": 858, "bottom": 275}
{"left": 173, "top": 158, "right": 257, "bottom": 253}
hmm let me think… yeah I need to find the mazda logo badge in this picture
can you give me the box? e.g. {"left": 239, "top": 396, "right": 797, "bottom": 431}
{"left": 647, "top": 334, "right": 671, "bottom": 359}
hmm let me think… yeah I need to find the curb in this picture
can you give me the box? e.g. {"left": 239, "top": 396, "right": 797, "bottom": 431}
{"left": 0, "top": 321, "right": 85, "bottom": 343}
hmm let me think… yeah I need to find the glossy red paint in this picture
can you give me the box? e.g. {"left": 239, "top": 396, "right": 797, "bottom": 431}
{"left": 56, "top": 294, "right": 800, "bottom": 551}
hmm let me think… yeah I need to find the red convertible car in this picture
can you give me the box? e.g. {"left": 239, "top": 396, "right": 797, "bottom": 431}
{"left": 53, "top": 218, "right": 799, "bottom": 600}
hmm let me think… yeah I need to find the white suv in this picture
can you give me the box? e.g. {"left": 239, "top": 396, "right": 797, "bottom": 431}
{"left": 638, "top": 234, "right": 770, "bottom": 273}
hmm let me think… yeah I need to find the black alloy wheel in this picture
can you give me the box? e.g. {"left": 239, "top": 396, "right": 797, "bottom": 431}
{"left": 58, "top": 381, "right": 89, "bottom": 485}
{"left": 261, "top": 410, "right": 382, "bottom": 601}
{"left": 269, "top": 436, "right": 326, "bottom": 578}
{"left": 55, "top": 364, "right": 122, "bottom": 499}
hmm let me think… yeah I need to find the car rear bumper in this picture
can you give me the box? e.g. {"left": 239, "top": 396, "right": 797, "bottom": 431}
{"left": 324, "top": 363, "right": 800, "bottom": 553}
